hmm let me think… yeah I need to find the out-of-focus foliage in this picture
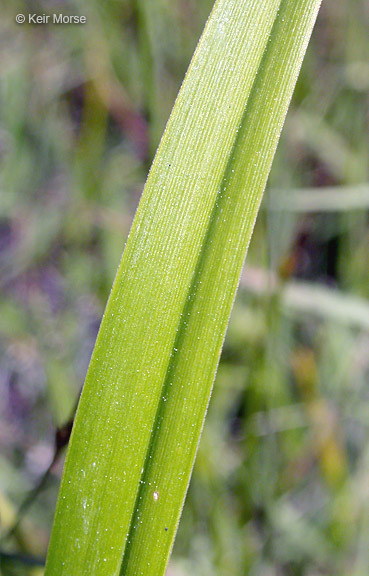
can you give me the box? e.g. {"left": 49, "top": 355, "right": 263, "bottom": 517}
{"left": 0, "top": 1, "right": 368, "bottom": 575}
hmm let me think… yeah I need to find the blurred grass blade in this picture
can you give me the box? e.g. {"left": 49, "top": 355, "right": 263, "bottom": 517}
{"left": 45, "top": 1, "right": 322, "bottom": 575}
{"left": 241, "top": 268, "right": 369, "bottom": 330}
{"left": 269, "top": 184, "right": 369, "bottom": 212}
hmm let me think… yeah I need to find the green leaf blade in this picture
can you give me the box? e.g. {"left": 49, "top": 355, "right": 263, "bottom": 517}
{"left": 45, "top": 1, "right": 322, "bottom": 575}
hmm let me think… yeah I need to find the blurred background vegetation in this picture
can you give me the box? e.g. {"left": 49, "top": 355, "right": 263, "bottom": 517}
{"left": 0, "top": 0, "right": 368, "bottom": 574}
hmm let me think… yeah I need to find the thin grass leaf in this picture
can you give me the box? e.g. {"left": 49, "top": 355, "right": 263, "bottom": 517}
{"left": 268, "top": 184, "right": 369, "bottom": 212}
{"left": 241, "top": 268, "right": 369, "bottom": 330}
{"left": 45, "top": 1, "right": 322, "bottom": 574}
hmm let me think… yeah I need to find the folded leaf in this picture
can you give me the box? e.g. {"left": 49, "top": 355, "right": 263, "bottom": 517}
{"left": 45, "top": 1, "right": 322, "bottom": 574}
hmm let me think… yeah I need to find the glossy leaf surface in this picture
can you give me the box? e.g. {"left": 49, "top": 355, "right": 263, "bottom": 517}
{"left": 45, "top": 1, "right": 322, "bottom": 574}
